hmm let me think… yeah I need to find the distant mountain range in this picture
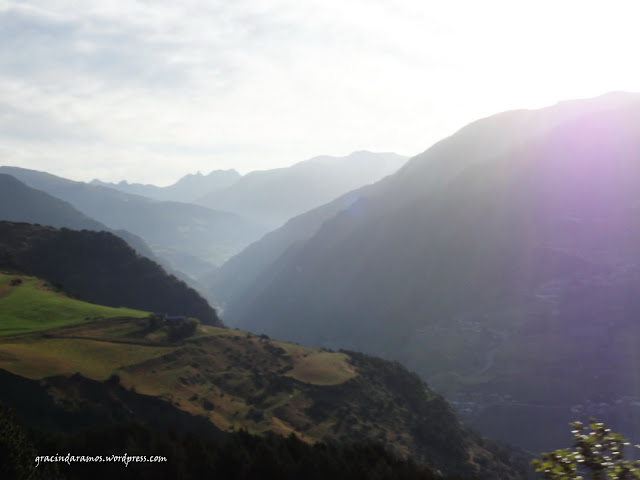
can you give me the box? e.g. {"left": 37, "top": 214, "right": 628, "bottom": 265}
{"left": 93, "top": 151, "right": 407, "bottom": 231}
{"left": 208, "top": 92, "right": 640, "bottom": 452}
{"left": 3, "top": 151, "right": 407, "bottom": 280}
{"left": 195, "top": 151, "right": 407, "bottom": 229}
{"left": 0, "top": 173, "right": 164, "bottom": 266}
{"left": 91, "top": 169, "right": 241, "bottom": 203}
{"left": 0, "top": 173, "right": 106, "bottom": 231}
{"left": 0, "top": 166, "right": 264, "bottom": 279}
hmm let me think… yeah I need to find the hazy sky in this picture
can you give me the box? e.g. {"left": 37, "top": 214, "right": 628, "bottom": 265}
{"left": 2, "top": 0, "right": 640, "bottom": 185}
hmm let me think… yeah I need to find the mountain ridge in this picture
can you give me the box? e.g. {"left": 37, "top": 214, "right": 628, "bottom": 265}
{"left": 0, "top": 173, "right": 169, "bottom": 270}
{"left": 211, "top": 92, "right": 640, "bottom": 451}
{"left": 195, "top": 151, "right": 407, "bottom": 229}
{"left": 91, "top": 168, "right": 241, "bottom": 203}
{"left": 0, "top": 166, "right": 264, "bottom": 278}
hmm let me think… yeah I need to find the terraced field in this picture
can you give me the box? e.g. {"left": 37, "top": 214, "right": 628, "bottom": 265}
{"left": 0, "top": 283, "right": 361, "bottom": 440}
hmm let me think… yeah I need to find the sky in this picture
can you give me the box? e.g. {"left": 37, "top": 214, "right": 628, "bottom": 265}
{"left": 2, "top": 0, "right": 640, "bottom": 186}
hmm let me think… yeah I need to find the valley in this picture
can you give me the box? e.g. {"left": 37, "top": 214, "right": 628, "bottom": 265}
{"left": 209, "top": 92, "right": 640, "bottom": 453}
{"left": 6, "top": 3, "right": 640, "bottom": 477}
{"left": 0, "top": 272, "right": 527, "bottom": 479}
{"left": 5, "top": 93, "right": 640, "bottom": 478}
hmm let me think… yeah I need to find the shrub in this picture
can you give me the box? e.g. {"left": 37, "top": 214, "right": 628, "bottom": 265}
{"left": 532, "top": 418, "right": 640, "bottom": 480}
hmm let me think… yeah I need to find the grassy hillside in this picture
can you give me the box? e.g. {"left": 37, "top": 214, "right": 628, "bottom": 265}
{"left": 0, "top": 294, "right": 527, "bottom": 479}
{"left": 0, "top": 222, "right": 222, "bottom": 326}
{"left": 0, "top": 273, "right": 147, "bottom": 336}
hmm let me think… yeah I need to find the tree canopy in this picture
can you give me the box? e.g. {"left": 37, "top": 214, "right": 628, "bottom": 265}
{"left": 532, "top": 419, "right": 640, "bottom": 480}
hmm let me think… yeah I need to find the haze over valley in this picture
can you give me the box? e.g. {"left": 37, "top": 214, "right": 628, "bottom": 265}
{"left": 4, "top": 1, "right": 640, "bottom": 478}
{"left": 5, "top": 93, "right": 640, "bottom": 473}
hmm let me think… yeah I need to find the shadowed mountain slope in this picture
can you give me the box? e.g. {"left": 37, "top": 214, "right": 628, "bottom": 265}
{"left": 0, "top": 173, "right": 106, "bottom": 231}
{"left": 0, "top": 167, "right": 264, "bottom": 278}
{"left": 213, "top": 92, "right": 640, "bottom": 451}
{"left": 0, "top": 173, "right": 162, "bottom": 263}
{"left": 202, "top": 94, "right": 634, "bottom": 311}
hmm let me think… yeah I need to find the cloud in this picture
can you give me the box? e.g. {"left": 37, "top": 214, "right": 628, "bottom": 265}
{"left": 0, "top": 2, "right": 195, "bottom": 90}
{"left": 2, "top": 0, "right": 640, "bottom": 185}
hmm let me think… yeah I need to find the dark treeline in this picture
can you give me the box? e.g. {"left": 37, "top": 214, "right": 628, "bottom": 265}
{"left": 0, "top": 222, "right": 221, "bottom": 326}
{"left": 1, "top": 403, "right": 466, "bottom": 480}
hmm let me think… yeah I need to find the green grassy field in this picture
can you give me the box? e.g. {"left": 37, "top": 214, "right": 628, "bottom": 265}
{"left": 0, "top": 307, "right": 360, "bottom": 441}
{"left": 0, "top": 273, "right": 148, "bottom": 335}
{"left": 0, "top": 275, "right": 372, "bottom": 449}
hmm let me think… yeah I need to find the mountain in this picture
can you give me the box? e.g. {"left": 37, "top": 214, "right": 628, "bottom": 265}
{"left": 0, "top": 167, "right": 264, "bottom": 278}
{"left": 91, "top": 151, "right": 406, "bottom": 233}
{"left": 0, "top": 173, "right": 166, "bottom": 264}
{"left": 0, "top": 221, "right": 222, "bottom": 325}
{"left": 212, "top": 92, "right": 640, "bottom": 452}
{"left": 199, "top": 121, "right": 599, "bottom": 309}
{"left": 196, "top": 151, "right": 407, "bottom": 229}
{"left": 0, "top": 173, "right": 108, "bottom": 231}
{"left": 0, "top": 282, "right": 529, "bottom": 479}
{"left": 91, "top": 169, "right": 241, "bottom": 203}
{"left": 199, "top": 186, "right": 377, "bottom": 310}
